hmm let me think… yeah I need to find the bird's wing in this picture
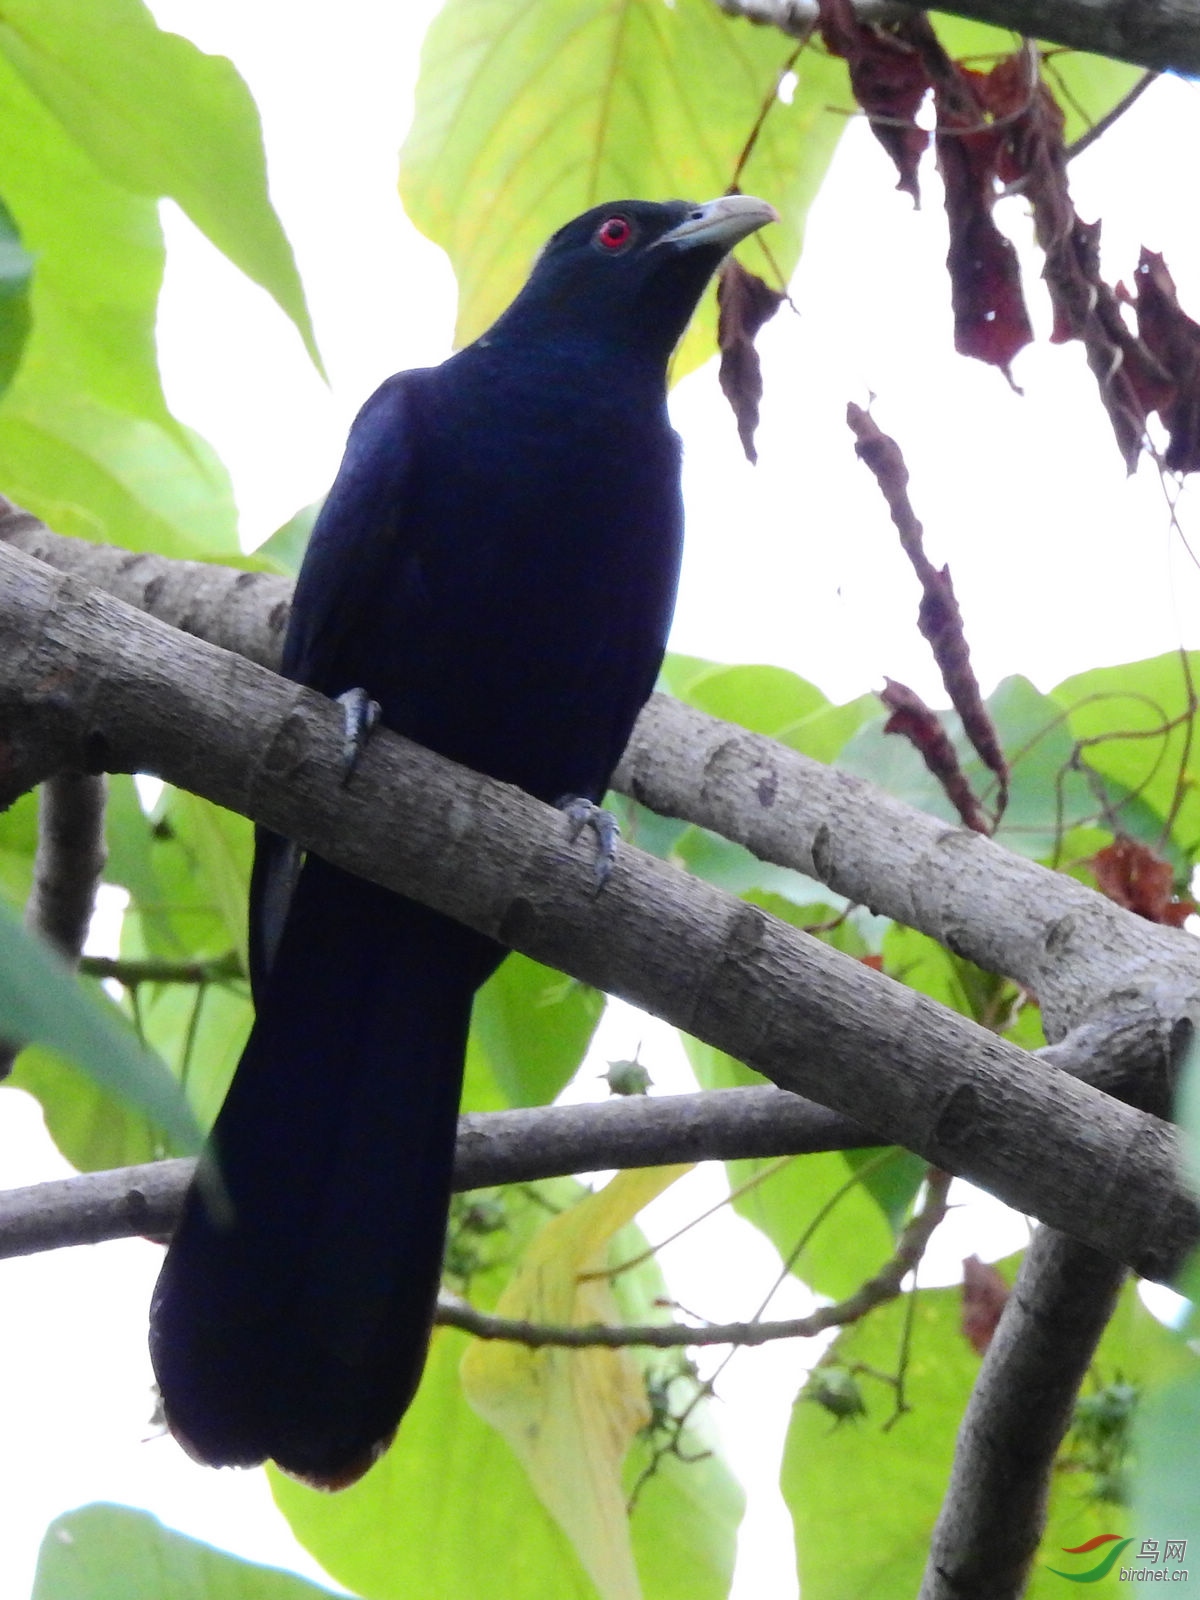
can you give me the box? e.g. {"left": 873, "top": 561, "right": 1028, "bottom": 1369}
{"left": 282, "top": 369, "right": 424, "bottom": 695}
{"left": 251, "top": 371, "right": 423, "bottom": 993}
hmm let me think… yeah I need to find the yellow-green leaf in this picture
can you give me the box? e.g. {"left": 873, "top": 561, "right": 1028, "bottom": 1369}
{"left": 401, "top": 0, "right": 851, "bottom": 375}
{"left": 0, "top": 45, "right": 239, "bottom": 556}
{"left": 461, "top": 1166, "right": 691, "bottom": 1600}
{"left": 0, "top": 0, "right": 321, "bottom": 372}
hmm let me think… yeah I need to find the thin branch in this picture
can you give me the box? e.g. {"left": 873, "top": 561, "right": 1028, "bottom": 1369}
{"left": 1062, "top": 67, "right": 1158, "bottom": 161}
{"left": 847, "top": 403, "right": 1009, "bottom": 819}
{"left": 28, "top": 773, "right": 108, "bottom": 960}
{"left": 78, "top": 951, "right": 244, "bottom": 987}
{"left": 0, "top": 1088, "right": 877, "bottom": 1260}
{"left": 435, "top": 1169, "right": 951, "bottom": 1349}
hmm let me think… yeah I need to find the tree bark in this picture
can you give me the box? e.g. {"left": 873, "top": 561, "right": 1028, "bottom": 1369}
{"left": 0, "top": 536, "right": 1196, "bottom": 1284}
{"left": 712, "top": 0, "right": 1200, "bottom": 75}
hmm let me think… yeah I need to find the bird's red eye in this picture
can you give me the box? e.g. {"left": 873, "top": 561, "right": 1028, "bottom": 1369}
{"left": 596, "top": 216, "right": 633, "bottom": 252}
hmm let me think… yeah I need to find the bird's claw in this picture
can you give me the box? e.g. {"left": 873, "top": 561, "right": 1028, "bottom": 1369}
{"left": 557, "top": 796, "right": 620, "bottom": 891}
{"left": 337, "top": 688, "right": 382, "bottom": 786}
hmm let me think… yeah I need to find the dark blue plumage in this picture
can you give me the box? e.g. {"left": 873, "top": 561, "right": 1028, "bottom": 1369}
{"left": 150, "top": 195, "right": 775, "bottom": 1488}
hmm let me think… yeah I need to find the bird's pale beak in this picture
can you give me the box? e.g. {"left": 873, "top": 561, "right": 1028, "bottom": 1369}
{"left": 655, "top": 194, "right": 778, "bottom": 252}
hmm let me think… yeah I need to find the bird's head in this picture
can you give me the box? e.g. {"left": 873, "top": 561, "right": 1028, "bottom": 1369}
{"left": 484, "top": 195, "right": 778, "bottom": 372}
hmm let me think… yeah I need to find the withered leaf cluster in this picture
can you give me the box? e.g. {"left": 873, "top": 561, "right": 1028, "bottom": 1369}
{"left": 816, "top": 0, "right": 1200, "bottom": 475}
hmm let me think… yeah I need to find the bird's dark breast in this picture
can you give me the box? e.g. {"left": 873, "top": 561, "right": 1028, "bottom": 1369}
{"left": 343, "top": 361, "right": 683, "bottom": 803}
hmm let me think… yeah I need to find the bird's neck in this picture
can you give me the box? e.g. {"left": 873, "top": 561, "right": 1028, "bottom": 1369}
{"left": 451, "top": 328, "right": 671, "bottom": 424}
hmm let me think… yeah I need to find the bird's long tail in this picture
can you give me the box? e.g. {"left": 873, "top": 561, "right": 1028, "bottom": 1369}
{"left": 149, "top": 854, "right": 500, "bottom": 1488}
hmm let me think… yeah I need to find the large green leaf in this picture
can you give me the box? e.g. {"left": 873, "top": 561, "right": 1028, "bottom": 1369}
{"left": 0, "top": 0, "right": 320, "bottom": 371}
{"left": 784, "top": 1270, "right": 1182, "bottom": 1598}
{"left": 468, "top": 952, "right": 605, "bottom": 1111}
{"left": 33, "top": 1502, "right": 341, "bottom": 1600}
{"left": 660, "top": 653, "right": 875, "bottom": 765}
{"left": 0, "top": 899, "right": 200, "bottom": 1155}
{"left": 12, "top": 780, "right": 252, "bottom": 1170}
{"left": 0, "top": 39, "right": 239, "bottom": 555}
{"left": 400, "top": 0, "right": 852, "bottom": 373}
{"left": 1053, "top": 653, "right": 1200, "bottom": 867}
{"left": 661, "top": 656, "right": 831, "bottom": 735}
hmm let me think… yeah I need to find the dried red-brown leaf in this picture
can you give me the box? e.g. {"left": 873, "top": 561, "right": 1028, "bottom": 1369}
{"left": 881, "top": 678, "right": 991, "bottom": 834}
{"left": 917, "top": 565, "right": 1008, "bottom": 811}
{"left": 925, "top": 50, "right": 1034, "bottom": 377}
{"left": 1123, "top": 249, "right": 1200, "bottom": 474}
{"left": 717, "top": 258, "right": 785, "bottom": 464}
{"left": 816, "top": 0, "right": 930, "bottom": 200}
{"left": 847, "top": 405, "right": 1009, "bottom": 813}
{"left": 980, "top": 51, "right": 1169, "bottom": 470}
{"left": 1091, "top": 836, "right": 1196, "bottom": 927}
{"left": 962, "top": 1254, "right": 1009, "bottom": 1354}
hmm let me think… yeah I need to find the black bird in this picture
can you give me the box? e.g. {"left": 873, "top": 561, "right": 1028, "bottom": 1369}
{"left": 149, "top": 193, "right": 776, "bottom": 1489}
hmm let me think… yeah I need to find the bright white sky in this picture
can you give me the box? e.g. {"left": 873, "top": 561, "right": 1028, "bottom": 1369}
{"left": 1, "top": 2, "right": 1198, "bottom": 1596}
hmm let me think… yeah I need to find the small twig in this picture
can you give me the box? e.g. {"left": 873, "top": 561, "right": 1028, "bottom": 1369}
{"left": 1062, "top": 68, "right": 1157, "bottom": 163}
{"left": 581, "top": 1154, "right": 795, "bottom": 1282}
{"left": 729, "top": 33, "right": 814, "bottom": 193}
{"left": 436, "top": 1167, "right": 952, "bottom": 1351}
{"left": 78, "top": 951, "right": 245, "bottom": 987}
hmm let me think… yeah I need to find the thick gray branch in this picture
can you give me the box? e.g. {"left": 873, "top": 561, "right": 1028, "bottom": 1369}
{"left": 712, "top": 0, "right": 1200, "bottom": 75}
{"left": 0, "top": 1088, "right": 874, "bottom": 1259}
{"left": 921, "top": 1233, "right": 1125, "bottom": 1597}
{"left": 7, "top": 508, "right": 1197, "bottom": 1047}
{"left": 0, "top": 538, "right": 1195, "bottom": 1281}
{"left": 919, "top": 997, "right": 1184, "bottom": 1599}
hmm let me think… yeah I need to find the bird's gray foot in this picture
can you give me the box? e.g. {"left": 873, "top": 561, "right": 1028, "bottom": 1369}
{"left": 557, "top": 795, "right": 620, "bottom": 890}
{"left": 336, "top": 687, "right": 382, "bottom": 785}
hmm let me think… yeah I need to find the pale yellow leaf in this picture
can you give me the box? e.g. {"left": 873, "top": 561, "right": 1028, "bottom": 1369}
{"left": 461, "top": 1165, "right": 692, "bottom": 1600}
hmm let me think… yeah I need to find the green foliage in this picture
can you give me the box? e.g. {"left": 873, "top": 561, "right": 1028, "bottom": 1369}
{"left": 0, "top": 0, "right": 321, "bottom": 368}
{"left": 33, "top": 1502, "right": 342, "bottom": 1600}
{"left": 0, "top": 896, "right": 199, "bottom": 1155}
{"left": 400, "top": 0, "right": 852, "bottom": 374}
{"left": 0, "top": 0, "right": 317, "bottom": 557}
{"left": 784, "top": 1273, "right": 1184, "bottom": 1599}
{"left": 1054, "top": 653, "right": 1200, "bottom": 867}
{"left": 4, "top": 779, "right": 252, "bottom": 1168}
{"left": 468, "top": 954, "right": 605, "bottom": 1110}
